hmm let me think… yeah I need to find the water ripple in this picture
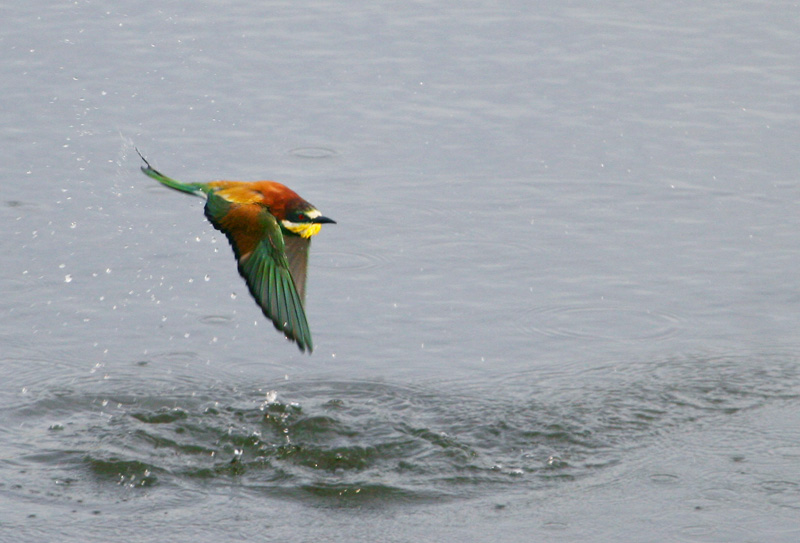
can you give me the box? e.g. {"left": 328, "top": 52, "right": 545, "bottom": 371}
{"left": 516, "top": 303, "right": 681, "bottom": 342}
{"left": 4, "top": 353, "right": 799, "bottom": 506}
{"left": 288, "top": 147, "right": 338, "bottom": 159}
{"left": 313, "top": 250, "right": 389, "bottom": 271}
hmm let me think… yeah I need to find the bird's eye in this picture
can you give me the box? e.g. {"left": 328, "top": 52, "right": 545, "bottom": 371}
{"left": 297, "top": 213, "right": 306, "bottom": 221}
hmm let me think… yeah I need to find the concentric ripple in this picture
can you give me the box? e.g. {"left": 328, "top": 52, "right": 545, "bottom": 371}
{"left": 516, "top": 303, "right": 681, "bottom": 342}
{"left": 313, "top": 250, "right": 389, "bottom": 271}
{"left": 288, "top": 147, "right": 337, "bottom": 159}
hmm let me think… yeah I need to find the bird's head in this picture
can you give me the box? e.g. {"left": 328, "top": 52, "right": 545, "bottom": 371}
{"left": 280, "top": 206, "right": 336, "bottom": 238}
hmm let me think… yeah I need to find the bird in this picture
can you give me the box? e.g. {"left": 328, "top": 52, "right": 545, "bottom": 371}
{"left": 137, "top": 149, "right": 335, "bottom": 353}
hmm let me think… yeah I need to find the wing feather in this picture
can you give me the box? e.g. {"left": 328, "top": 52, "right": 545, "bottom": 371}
{"left": 284, "top": 235, "right": 310, "bottom": 303}
{"left": 204, "top": 191, "right": 313, "bottom": 352}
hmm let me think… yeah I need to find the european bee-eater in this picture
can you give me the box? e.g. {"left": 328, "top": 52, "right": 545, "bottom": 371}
{"left": 137, "top": 150, "right": 335, "bottom": 353}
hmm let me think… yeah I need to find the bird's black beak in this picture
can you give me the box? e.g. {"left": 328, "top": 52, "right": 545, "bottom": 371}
{"left": 313, "top": 216, "right": 336, "bottom": 224}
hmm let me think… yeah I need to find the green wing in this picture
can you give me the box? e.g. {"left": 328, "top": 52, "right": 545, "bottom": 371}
{"left": 205, "top": 191, "right": 313, "bottom": 353}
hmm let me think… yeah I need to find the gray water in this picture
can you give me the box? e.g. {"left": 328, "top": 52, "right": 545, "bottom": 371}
{"left": 2, "top": 1, "right": 800, "bottom": 541}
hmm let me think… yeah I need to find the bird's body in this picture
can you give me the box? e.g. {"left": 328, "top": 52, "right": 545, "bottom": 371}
{"left": 137, "top": 150, "right": 334, "bottom": 353}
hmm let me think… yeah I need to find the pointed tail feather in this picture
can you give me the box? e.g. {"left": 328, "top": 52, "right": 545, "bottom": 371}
{"left": 136, "top": 148, "right": 209, "bottom": 197}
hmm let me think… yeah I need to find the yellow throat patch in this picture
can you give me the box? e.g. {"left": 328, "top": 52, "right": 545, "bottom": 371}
{"left": 283, "top": 221, "right": 322, "bottom": 238}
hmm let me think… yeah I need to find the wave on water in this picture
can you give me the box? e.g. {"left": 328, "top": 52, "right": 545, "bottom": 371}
{"left": 4, "top": 352, "right": 799, "bottom": 506}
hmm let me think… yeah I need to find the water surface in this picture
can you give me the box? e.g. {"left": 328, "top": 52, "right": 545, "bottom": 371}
{"left": 2, "top": 1, "right": 800, "bottom": 541}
